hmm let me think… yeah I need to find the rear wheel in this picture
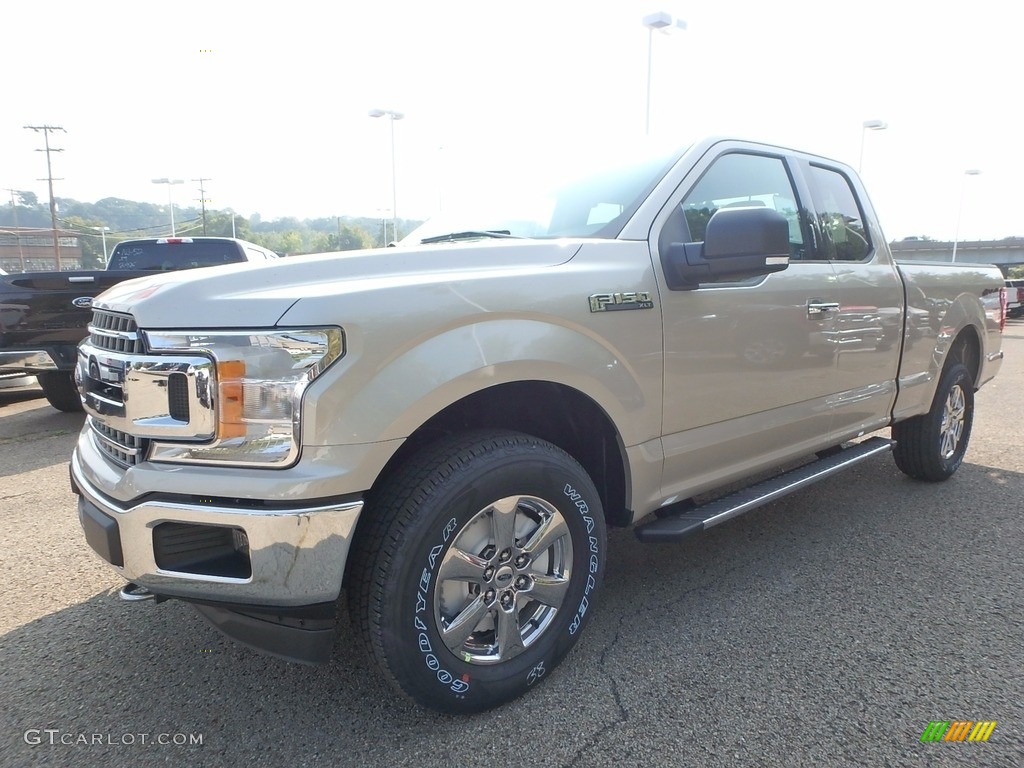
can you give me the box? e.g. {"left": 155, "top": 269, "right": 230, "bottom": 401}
{"left": 37, "top": 372, "right": 83, "bottom": 412}
{"left": 348, "top": 431, "right": 606, "bottom": 713}
{"left": 892, "top": 362, "right": 973, "bottom": 481}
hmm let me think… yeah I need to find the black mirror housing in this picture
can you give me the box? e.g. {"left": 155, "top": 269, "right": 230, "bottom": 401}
{"left": 662, "top": 206, "right": 791, "bottom": 289}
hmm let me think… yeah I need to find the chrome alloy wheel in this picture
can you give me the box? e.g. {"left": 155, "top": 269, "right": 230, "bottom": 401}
{"left": 939, "top": 383, "right": 966, "bottom": 459}
{"left": 434, "top": 495, "right": 573, "bottom": 665}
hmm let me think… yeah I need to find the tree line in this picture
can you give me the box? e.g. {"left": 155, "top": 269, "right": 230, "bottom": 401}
{"left": 1, "top": 191, "right": 419, "bottom": 269}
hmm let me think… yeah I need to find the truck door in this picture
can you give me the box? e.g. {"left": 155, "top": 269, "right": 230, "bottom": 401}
{"left": 653, "top": 148, "right": 840, "bottom": 500}
{"left": 801, "top": 162, "right": 904, "bottom": 442}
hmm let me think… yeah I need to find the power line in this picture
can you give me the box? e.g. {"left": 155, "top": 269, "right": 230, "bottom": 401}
{"left": 24, "top": 125, "right": 66, "bottom": 270}
{"left": 58, "top": 214, "right": 203, "bottom": 238}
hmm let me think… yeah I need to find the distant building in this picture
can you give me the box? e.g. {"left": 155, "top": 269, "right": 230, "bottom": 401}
{"left": 0, "top": 227, "right": 83, "bottom": 273}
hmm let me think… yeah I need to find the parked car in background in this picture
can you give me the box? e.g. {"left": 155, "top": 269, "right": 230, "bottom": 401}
{"left": 1005, "top": 278, "right": 1024, "bottom": 318}
{"left": 0, "top": 237, "right": 278, "bottom": 411}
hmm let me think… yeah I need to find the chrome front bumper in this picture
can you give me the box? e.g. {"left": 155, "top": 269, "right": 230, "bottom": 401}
{"left": 70, "top": 448, "right": 363, "bottom": 607}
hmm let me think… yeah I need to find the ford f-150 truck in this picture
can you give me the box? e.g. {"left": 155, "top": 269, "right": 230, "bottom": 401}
{"left": 0, "top": 237, "right": 278, "bottom": 411}
{"left": 69, "top": 138, "right": 1004, "bottom": 714}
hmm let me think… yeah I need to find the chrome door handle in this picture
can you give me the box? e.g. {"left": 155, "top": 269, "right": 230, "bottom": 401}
{"left": 807, "top": 300, "right": 840, "bottom": 317}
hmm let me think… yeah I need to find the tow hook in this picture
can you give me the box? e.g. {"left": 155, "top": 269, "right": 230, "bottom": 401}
{"left": 119, "top": 583, "right": 159, "bottom": 602}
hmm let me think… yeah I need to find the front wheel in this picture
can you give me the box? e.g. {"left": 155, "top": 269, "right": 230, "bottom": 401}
{"left": 892, "top": 362, "right": 974, "bottom": 481}
{"left": 36, "top": 372, "right": 83, "bottom": 412}
{"left": 348, "top": 431, "right": 607, "bottom": 713}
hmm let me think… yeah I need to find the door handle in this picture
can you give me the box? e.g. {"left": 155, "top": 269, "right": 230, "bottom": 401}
{"left": 807, "top": 300, "right": 840, "bottom": 318}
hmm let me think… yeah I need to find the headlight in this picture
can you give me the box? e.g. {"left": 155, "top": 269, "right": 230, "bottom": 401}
{"left": 144, "top": 327, "right": 343, "bottom": 466}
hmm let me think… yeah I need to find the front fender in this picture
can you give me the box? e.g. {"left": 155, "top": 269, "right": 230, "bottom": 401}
{"left": 300, "top": 315, "right": 661, "bottom": 451}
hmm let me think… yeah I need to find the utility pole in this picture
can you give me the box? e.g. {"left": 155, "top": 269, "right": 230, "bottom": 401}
{"left": 192, "top": 177, "right": 211, "bottom": 235}
{"left": 24, "top": 125, "right": 66, "bottom": 270}
{"left": 3, "top": 188, "right": 26, "bottom": 271}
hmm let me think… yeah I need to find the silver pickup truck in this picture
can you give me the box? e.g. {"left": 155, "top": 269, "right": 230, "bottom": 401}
{"left": 69, "top": 138, "right": 1004, "bottom": 713}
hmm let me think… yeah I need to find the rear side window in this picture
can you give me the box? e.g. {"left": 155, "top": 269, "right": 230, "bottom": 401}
{"left": 108, "top": 242, "right": 243, "bottom": 270}
{"left": 807, "top": 165, "right": 871, "bottom": 261}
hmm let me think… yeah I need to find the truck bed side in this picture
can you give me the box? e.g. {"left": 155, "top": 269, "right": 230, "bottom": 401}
{"left": 891, "top": 260, "right": 1004, "bottom": 421}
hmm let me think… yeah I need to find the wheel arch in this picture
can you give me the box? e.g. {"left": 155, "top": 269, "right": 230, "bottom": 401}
{"left": 946, "top": 324, "right": 981, "bottom": 387}
{"left": 365, "top": 381, "right": 631, "bottom": 530}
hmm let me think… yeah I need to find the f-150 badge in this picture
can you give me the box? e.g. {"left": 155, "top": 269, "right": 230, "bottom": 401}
{"left": 589, "top": 291, "right": 654, "bottom": 313}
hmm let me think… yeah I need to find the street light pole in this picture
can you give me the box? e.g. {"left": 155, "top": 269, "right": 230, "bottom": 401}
{"left": 369, "top": 109, "right": 404, "bottom": 244}
{"left": 643, "top": 12, "right": 686, "bottom": 136}
{"left": 858, "top": 119, "right": 887, "bottom": 173}
{"left": 152, "top": 178, "right": 184, "bottom": 236}
{"left": 951, "top": 169, "right": 982, "bottom": 263}
{"left": 4, "top": 188, "right": 26, "bottom": 270}
{"left": 91, "top": 225, "right": 110, "bottom": 264}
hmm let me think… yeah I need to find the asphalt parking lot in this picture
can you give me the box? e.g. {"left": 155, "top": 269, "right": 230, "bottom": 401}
{"left": 1, "top": 325, "right": 1022, "bottom": 768}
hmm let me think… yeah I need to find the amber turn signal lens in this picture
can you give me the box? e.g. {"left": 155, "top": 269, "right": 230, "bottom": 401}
{"left": 218, "top": 360, "right": 246, "bottom": 438}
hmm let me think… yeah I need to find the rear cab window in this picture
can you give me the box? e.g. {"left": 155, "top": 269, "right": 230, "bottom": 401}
{"left": 806, "top": 165, "right": 871, "bottom": 261}
{"left": 108, "top": 241, "right": 244, "bottom": 271}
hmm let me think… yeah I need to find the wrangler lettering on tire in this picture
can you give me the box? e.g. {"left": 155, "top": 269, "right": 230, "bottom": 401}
{"left": 348, "top": 431, "right": 607, "bottom": 714}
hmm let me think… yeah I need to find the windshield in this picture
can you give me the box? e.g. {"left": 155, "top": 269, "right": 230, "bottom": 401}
{"left": 107, "top": 241, "right": 242, "bottom": 271}
{"left": 402, "top": 145, "right": 683, "bottom": 245}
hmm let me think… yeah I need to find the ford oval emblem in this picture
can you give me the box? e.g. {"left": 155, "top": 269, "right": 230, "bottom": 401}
{"left": 72, "top": 296, "right": 93, "bottom": 309}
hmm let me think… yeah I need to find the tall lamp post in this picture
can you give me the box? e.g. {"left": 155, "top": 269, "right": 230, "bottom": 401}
{"left": 858, "top": 119, "right": 887, "bottom": 173}
{"left": 90, "top": 225, "right": 110, "bottom": 264}
{"left": 643, "top": 12, "right": 687, "bottom": 136}
{"left": 152, "top": 178, "right": 184, "bottom": 235}
{"left": 951, "top": 169, "right": 982, "bottom": 263}
{"left": 369, "top": 109, "right": 404, "bottom": 243}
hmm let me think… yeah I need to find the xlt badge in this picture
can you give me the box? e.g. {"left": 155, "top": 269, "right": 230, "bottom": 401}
{"left": 589, "top": 291, "right": 654, "bottom": 313}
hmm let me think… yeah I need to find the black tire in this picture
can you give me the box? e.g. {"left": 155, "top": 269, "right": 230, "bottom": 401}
{"left": 348, "top": 431, "right": 607, "bottom": 714}
{"left": 892, "top": 362, "right": 973, "bottom": 481}
{"left": 37, "top": 372, "right": 83, "bottom": 412}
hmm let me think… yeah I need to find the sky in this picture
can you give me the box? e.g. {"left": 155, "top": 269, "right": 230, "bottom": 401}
{"left": 1, "top": 0, "right": 1020, "bottom": 242}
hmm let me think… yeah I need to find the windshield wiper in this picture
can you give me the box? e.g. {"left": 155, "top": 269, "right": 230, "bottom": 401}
{"left": 419, "top": 230, "right": 521, "bottom": 244}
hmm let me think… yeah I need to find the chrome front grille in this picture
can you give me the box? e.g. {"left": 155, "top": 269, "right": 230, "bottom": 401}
{"left": 77, "top": 341, "right": 218, "bottom": 444}
{"left": 89, "top": 310, "right": 144, "bottom": 354}
{"left": 89, "top": 418, "right": 150, "bottom": 467}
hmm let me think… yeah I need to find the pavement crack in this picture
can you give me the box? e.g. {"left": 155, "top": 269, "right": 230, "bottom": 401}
{"left": 562, "top": 551, "right": 773, "bottom": 767}
{"left": 564, "top": 623, "right": 629, "bottom": 768}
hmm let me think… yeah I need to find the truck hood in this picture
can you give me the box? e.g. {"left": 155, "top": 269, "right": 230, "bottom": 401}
{"left": 92, "top": 239, "right": 583, "bottom": 328}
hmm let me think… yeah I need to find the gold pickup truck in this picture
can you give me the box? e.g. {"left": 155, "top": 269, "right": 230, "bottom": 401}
{"left": 70, "top": 137, "right": 1004, "bottom": 713}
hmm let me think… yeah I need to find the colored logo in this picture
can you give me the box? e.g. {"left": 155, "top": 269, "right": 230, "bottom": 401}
{"left": 920, "top": 721, "right": 997, "bottom": 742}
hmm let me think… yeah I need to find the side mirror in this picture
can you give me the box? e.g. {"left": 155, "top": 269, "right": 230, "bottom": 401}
{"left": 662, "top": 206, "right": 791, "bottom": 289}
